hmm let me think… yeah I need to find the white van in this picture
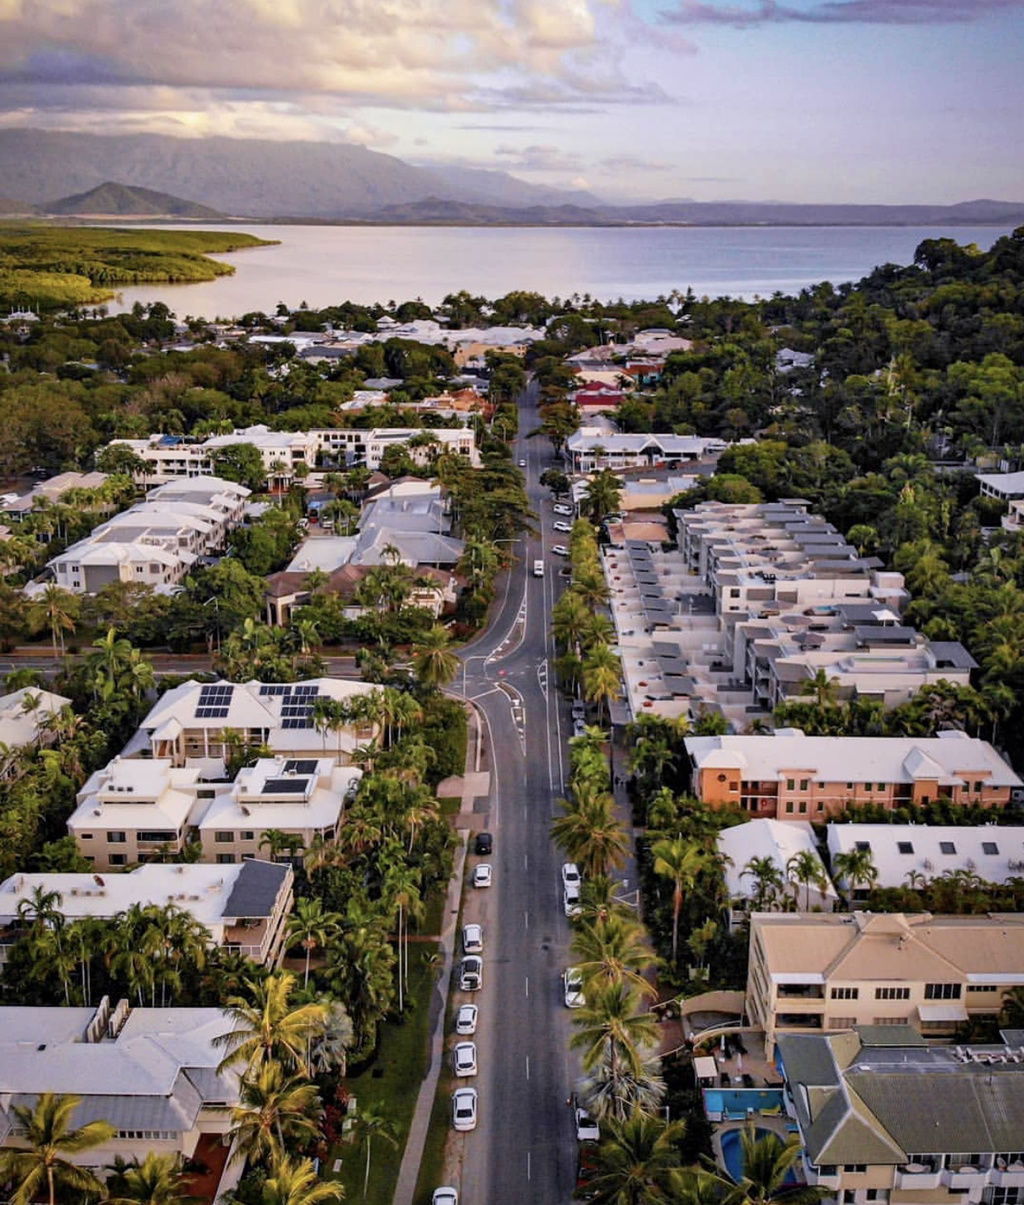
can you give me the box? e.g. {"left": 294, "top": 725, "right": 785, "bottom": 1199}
{"left": 533, "top": 560, "right": 544, "bottom": 578}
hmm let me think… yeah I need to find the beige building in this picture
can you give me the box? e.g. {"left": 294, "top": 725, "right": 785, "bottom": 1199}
{"left": 747, "top": 910, "right": 1024, "bottom": 1057}
{"left": 779, "top": 1028, "right": 1024, "bottom": 1205}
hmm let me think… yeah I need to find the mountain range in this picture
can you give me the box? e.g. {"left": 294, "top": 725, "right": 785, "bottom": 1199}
{"left": 0, "top": 129, "right": 1022, "bottom": 227}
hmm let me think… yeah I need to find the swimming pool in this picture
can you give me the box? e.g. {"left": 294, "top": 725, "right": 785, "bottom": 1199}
{"left": 720, "top": 1128, "right": 800, "bottom": 1184}
{"left": 703, "top": 1088, "right": 786, "bottom": 1118}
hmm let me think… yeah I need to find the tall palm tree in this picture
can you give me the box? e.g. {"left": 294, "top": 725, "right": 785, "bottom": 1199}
{"left": 831, "top": 846, "right": 878, "bottom": 902}
{"left": 551, "top": 794, "right": 629, "bottom": 879}
{"left": 411, "top": 626, "right": 460, "bottom": 688}
{"left": 572, "top": 912, "right": 657, "bottom": 998}
{"left": 582, "top": 644, "right": 622, "bottom": 723}
{"left": 571, "top": 983, "right": 659, "bottom": 1089}
{"left": 101, "top": 1152, "right": 198, "bottom": 1205}
{"left": 0, "top": 1093, "right": 114, "bottom": 1205}
{"left": 260, "top": 1154, "right": 344, "bottom": 1205}
{"left": 651, "top": 838, "right": 712, "bottom": 965}
{"left": 585, "top": 1058, "right": 667, "bottom": 1123}
{"left": 741, "top": 857, "right": 786, "bottom": 914}
{"left": 286, "top": 898, "right": 341, "bottom": 989}
{"left": 29, "top": 585, "right": 79, "bottom": 661}
{"left": 227, "top": 1062, "right": 323, "bottom": 1167}
{"left": 786, "top": 850, "right": 829, "bottom": 912}
{"left": 584, "top": 1111, "right": 685, "bottom": 1204}
{"left": 353, "top": 1106, "right": 397, "bottom": 1204}
{"left": 215, "top": 972, "right": 329, "bottom": 1077}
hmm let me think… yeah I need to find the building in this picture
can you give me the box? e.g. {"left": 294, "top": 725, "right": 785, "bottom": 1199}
{"left": 778, "top": 1027, "right": 1024, "bottom": 1205}
{"left": 564, "top": 428, "right": 726, "bottom": 473}
{"left": 0, "top": 1000, "right": 242, "bottom": 1193}
{"left": 717, "top": 818, "right": 837, "bottom": 928}
{"left": 685, "top": 730, "right": 1021, "bottom": 819}
{"left": 0, "top": 471, "right": 111, "bottom": 524}
{"left": 110, "top": 427, "right": 318, "bottom": 486}
{"left": 48, "top": 477, "right": 249, "bottom": 594}
{"left": 826, "top": 824, "right": 1024, "bottom": 900}
{"left": 0, "top": 860, "right": 294, "bottom": 966}
{"left": 313, "top": 426, "right": 480, "bottom": 471}
{"left": 747, "top": 910, "right": 1024, "bottom": 1056}
{"left": 0, "top": 687, "right": 73, "bottom": 780}
{"left": 125, "top": 677, "right": 379, "bottom": 773}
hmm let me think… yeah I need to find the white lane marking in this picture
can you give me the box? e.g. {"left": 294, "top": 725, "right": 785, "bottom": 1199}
{"left": 525, "top": 976, "right": 529, "bottom": 998}
{"left": 524, "top": 853, "right": 529, "bottom": 870}
{"left": 527, "top": 1151, "right": 532, "bottom": 1181}
{"left": 524, "top": 910, "right": 529, "bottom": 931}
{"left": 526, "top": 1055, "right": 531, "bottom": 1080}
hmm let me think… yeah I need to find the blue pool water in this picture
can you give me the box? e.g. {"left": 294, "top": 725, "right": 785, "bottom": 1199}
{"left": 703, "top": 1088, "right": 786, "bottom": 1117}
{"left": 720, "top": 1128, "right": 800, "bottom": 1183}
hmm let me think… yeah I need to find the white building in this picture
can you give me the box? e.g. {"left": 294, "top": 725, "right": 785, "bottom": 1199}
{"left": 313, "top": 426, "right": 480, "bottom": 470}
{"left": 565, "top": 428, "right": 727, "bottom": 473}
{"left": 0, "top": 687, "right": 73, "bottom": 780}
{"left": 718, "top": 818, "right": 837, "bottom": 928}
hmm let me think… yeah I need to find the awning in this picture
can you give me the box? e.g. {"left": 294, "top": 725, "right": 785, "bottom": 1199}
{"left": 917, "top": 1003, "right": 968, "bottom": 1023}
{"left": 693, "top": 1056, "right": 718, "bottom": 1082}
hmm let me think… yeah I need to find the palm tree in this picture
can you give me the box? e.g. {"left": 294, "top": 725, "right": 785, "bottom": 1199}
{"left": 704, "top": 1124, "right": 827, "bottom": 1205}
{"left": 583, "top": 469, "right": 623, "bottom": 524}
{"left": 584, "top": 1112, "right": 686, "bottom": 1204}
{"left": 572, "top": 912, "right": 657, "bottom": 998}
{"left": 101, "top": 1152, "right": 198, "bottom": 1205}
{"left": 582, "top": 644, "right": 622, "bottom": 723}
{"left": 227, "top": 1062, "right": 323, "bottom": 1167}
{"left": 28, "top": 585, "right": 79, "bottom": 661}
{"left": 381, "top": 861, "right": 424, "bottom": 1013}
{"left": 260, "top": 1154, "right": 345, "bottom": 1205}
{"left": 259, "top": 829, "right": 292, "bottom": 863}
{"left": 585, "top": 1059, "right": 667, "bottom": 1124}
{"left": 551, "top": 793, "right": 629, "bottom": 879}
{"left": 215, "top": 972, "right": 329, "bottom": 1077}
{"left": 786, "top": 850, "right": 828, "bottom": 912}
{"left": 286, "top": 898, "right": 341, "bottom": 989}
{"left": 831, "top": 846, "right": 878, "bottom": 902}
{"left": 411, "top": 626, "right": 460, "bottom": 688}
{"left": 650, "top": 837, "right": 712, "bottom": 965}
{"left": 741, "top": 857, "right": 786, "bottom": 913}
{"left": 352, "top": 1107, "right": 397, "bottom": 1203}
{"left": 0, "top": 1093, "right": 115, "bottom": 1205}
{"left": 571, "top": 983, "right": 659, "bottom": 1089}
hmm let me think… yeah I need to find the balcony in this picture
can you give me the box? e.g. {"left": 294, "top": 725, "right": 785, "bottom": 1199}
{"left": 776, "top": 1012, "right": 823, "bottom": 1029}
{"left": 895, "top": 1164, "right": 943, "bottom": 1190}
{"left": 777, "top": 984, "right": 824, "bottom": 1000}
{"left": 944, "top": 1166, "right": 989, "bottom": 1191}
{"left": 992, "top": 1165, "right": 1024, "bottom": 1188}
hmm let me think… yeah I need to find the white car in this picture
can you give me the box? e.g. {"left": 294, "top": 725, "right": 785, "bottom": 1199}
{"left": 552, "top": 520, "right": 573, "bottom": 533}
{"left": 561, "top": 862, "right": 581, "bottom": 890}
{"left": 563, "top": 883, "right": 582, "bottom": 917}
{"left": 553, "top": 503, "right": 574, "bottom": 516}
{"left": 455, "top": 1003, "right": 478, "bottom": 1035}
{"left": 462, "top": 923, "right": 483, "bottom": 954}
{"left": 576, "top": 1107, "right": 600, "bottom": 1143}
{"left": 518, "top": 458, "right": 527, "bottom": 467}
{"left": 453, "top": 1040, "right": 478, "bottom": 1077}
{"left": 571, "top": 700, "right": 586, "bottom": 721}
{"left": 563, "top": 966, "right": 586, "bottom": 1009}
{"left": 473, "top": 863, "right": 492, "bottom": 888}
{"left": 452, "top": 1086, "right": 478, "bottom": 1131}
{"left": 460, "top": 956, "right": 483, "bottom": 992}
{"left": 552, "top": 544, "right": 570, "bottom": 557}
{"left": 432, "top": 1190, "right": 458, "bottom": 1205}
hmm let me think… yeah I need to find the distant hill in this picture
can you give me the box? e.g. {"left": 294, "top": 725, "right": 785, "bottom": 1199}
{"left": 0, "top": 195, "right": 37, "bottom": 215}
{"left": 45, "top": 181, "right": 225, "bottom": 219}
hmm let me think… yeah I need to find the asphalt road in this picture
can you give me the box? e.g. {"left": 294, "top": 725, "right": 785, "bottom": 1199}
{"left": 454, "top": 387, "right": 581, "bottom": 1203}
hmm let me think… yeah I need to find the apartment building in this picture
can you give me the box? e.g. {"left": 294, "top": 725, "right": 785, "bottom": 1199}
{"left": 685, "top": 730, "right": 1021, "bottom": 819}
{"left": 717, "top": 818, "right": 837, "bottom": 929}
{"left": 746, "top": 910, "right": 1024, "bottom": 1057}
{"left": 0, "top": 1001, "right": 242, "bottom": 1196}
{"left": 0, "top": 686, "right": 72, "bottom": 780}
{"left": 826, "top": 824, "right": 1024, "bottom": 899}
{"left": 48, "top": 477, "right": 249, "bottom": 593}
{"left": 111, "top": 427, "right": 318, "bottom": 485}
{"left": 125, "top": 677, "right": 379, "bottom": 772}
{"left": 313, "top": 426, "right": 480, "bottom": 470}
{"left": 778, "top": 1028, "right": 1024, "bottom": 1205}
{"left": 0, "top": 859, "right": 294, "bottom": 966}
{"left": 196, "top": 756, "right": 360, "bottom": 863}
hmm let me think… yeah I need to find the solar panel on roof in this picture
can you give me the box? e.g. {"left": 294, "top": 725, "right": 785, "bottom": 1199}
{"left": 259, "top": 684, "right": 291, "bottom": 697}
{"left": 263, "top": 777, "right": 309, "bottom": 794}
{"left": 292, "top": 684, "right": 320, "bottom": 697}
{"left": 282, "top": 717, "right": 313, "bottom": 729}
{"left": 195, "top": 706, "right": 230, "bottom": 719}
{"left": 284, "top": 759, "right": 318, "bottom": 774}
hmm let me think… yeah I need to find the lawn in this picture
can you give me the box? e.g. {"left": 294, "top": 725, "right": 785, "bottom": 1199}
{"left": 327, "top": 939, "right": 439, "bottom": 1205}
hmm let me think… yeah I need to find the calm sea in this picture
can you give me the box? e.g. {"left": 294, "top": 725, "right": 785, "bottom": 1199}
{"left": 109, "top": 223, "right": 1015, "bottom": 319}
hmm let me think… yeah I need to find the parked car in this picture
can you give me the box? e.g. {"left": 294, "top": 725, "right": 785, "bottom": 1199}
{"left": 552, "top": 520, "right": 573, "bottom": 533}
{"left": 563, "top": 883, "right": 582, "bottom": 917}
{"left": 553, "top": 503, "right": 574, "bottom": 516}
{"left": 473, "top": 863, "right": 492, "bottom": 888}
{"left": 552, "top": 544, "right": 570, "bottom": 557}
{"left": 432, "top": 1189, "right": 458, "bottom": 1205}
{"left": 561, "top": 862, "right": 581, "bottom": 889}
{"left": 571, "top": 700, "right": 586, "bottom": 721}
{"left": 518, "top": 458, "right": 527, "bottom": 467}
{"left": 455, "top": 1003, "right": 478, "bottom": 1035}
{"left": 575, "top": 1106, "right": 600, "bottom": 1143}
{"left": 452, "top": 1087, "right": 478, "bottom": 1131}
{"left": 453, "top": 1041, "right": 478, "bottom": 1077}
{"left": 460, "top": 956, "right": 483, "bottom": 991}
{"left": 573, "top": 718, "right": 587, "bottom": 737}
{"left": 462, "top": 923, "right": 483, "bottom": 954}
{"left": 474, "top": 831, "right": 493, "bottom": 855}
{"left": 563, "top": 966, "right": 586, "bottom": 1009}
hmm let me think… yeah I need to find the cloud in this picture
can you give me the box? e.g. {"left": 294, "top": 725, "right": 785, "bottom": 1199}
{"left": 599, "top": 154, "right": 673, "bottom": 172}
{"left": 660, "top": 0, "right": 1024, "bottom": 26}
{"left": 494, "top": 142, "right": 586, "bottom": 171}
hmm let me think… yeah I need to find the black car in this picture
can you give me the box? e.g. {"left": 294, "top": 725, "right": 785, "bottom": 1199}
{"left": 474, "top": 832, "right": 493, "bottom": 856}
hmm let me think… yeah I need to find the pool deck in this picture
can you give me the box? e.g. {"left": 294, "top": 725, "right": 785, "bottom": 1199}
{"left": 712, "top": 1118, "right": 807, "bottom": 1183}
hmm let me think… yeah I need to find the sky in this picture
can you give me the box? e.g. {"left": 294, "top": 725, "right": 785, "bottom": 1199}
{"left": 0, "top": 0, "right": 1022, "bottom": 205}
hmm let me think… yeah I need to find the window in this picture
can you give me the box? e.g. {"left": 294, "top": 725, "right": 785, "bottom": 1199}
{"left": 940, "top": 841, "right": 957, "bottom": 855}
{"left": 215, "top": 831, "right": 234, "bottom": 843}
{"left": 241, "top": 830, "right": 255, "bottom": 841}
{"left": 799, "top": 801, "right": 807, "bottom": 813}
{"left": 117, "top": 1130, "right": 175, "bottom": 1140}
{"left": 844, "top": 1165, "right": 867, "bottom": 1174}
{"left": 107, "top": 832, "right": 127, "bottom": 843}
{"left": 787, "top": 778, "right": 795, "bottom": 790}
{"left": 109, "top": 854, "right": 127, "bottom": 866}
{"left": 982, "top": 841, "right": 999, "bottom": 855}
{"left": 875, "top": 986, "right": 910, "bottom": 1000}
{"left": 137, "top": 831, "right": 175, "bottom": 843}
{"left": 897, "top": 842, "right": 914, "bottom": 855}
{"left": 876, "top": 783, "right": 885, "bottom": 791}
{"left": 872, "top": 1016, "right": 906, "bottom": 1025}
{"left": 800, "top": 779, "right": 810, "bottom": 791}
{"left": 830, "top": 1016, "right": 856, "bottom": 1029}
{"left": 967, "top": 984, "right": 998, "bottom": 993}
{"left": 843, "top": 1192, "right": 856, "bottom": 1204}
{"left": 974, "top": 781, "right": 984, "bottom": 793}
{"left": 79, "top": 833, "right": 92, "bottom": 840}
{"left": 831, "top": 987, "right": 859, "bottom": 1000}
{"left": 785, "top": 801, "right": 794, "bottom": 814}
{"left": 846, "top": 782, "right": 854, "bottom": 790}
{"left": 925, "top": 983, "right": 962, "bottom": 999}
{"left": 855, "top": 841, "right": 870, "bottom": 851}
{"left": 866, "top": 1191, "right": 882, "bottom": 1201}
{"left": 216, "top": 853, "right": 236, "bottom": 864}
{"left": 987, "top": 1188, "right": 1024, "bottom": 1205}
{"left": 730, "top": 588, "right": 741, "bottom": 598}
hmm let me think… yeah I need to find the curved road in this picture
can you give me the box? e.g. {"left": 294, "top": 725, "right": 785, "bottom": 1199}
{"left": 454, "top": 386, "right": 580, "bottom": 1203}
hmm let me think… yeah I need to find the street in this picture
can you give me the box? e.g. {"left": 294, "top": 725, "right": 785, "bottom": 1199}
{"left": 455, "top": 388, "right": 580, "bottom": 1203}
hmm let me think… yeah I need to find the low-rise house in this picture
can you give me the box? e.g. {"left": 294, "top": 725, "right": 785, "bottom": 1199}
{"left": 196, "top": 756, "right": 360, "bottom": 864}
{"left": 0, "top": 859, "right": 294, "bottom": 966}
{"left": 747, "top": 910, "right": 1024, "bottom": 1056}
{"left": 717, "top": 818, "right": 837, "bottom": 928}
{"left": 565, "top": 428, "right": 726, "bottom": 472}
{"left": 0, "top": 1000, "right": 242, "bottom": 1194}
{"left": 685, "top": 730, "right": 1021, "bottom": 819}
{"left": 0, "top": 471, "right": 111, "bottom": 524}
{"left": 0, "top": 686, "right": 73, "bottom": 780}
{"left": 826, "top": 823, "right": 1024, "bottom": 900}
{"left": 778, "top": 1027, "right": 1024, "bottom": 1205}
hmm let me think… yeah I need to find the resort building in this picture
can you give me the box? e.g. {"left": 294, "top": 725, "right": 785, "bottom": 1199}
{"left": 778, "top": 1027, "right": 1024, "bottom": 1205}
{"left": 564, "top": 428, "right": 726, "bottom": 473}
{"left": 685, "top": 730, "right": 1021, "bottom": 819}
{"left": 0, "top": 860, "right": 294, "bottom": 967}
{"left": 0, "top": 1001, "right": 243, "bottom": 1196}
{"left": 717, "top": 818, "right": 837, "bottom": 929}
{"left": 312, "top": 426, "right": 480, "bottom": 471}
{"left": 0, "top": 686, "right": 73, "bottom": 780}
{"left": 826, "top": 823, "right": 1024, "bottom": 900}
{"left": 747, "top": 910, "right": 1024, "bottom": 1057}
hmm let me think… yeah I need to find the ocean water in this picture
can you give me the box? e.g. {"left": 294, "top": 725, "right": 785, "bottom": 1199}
{"left": 108, "top": 222, "right": 1015, "bottom": 319}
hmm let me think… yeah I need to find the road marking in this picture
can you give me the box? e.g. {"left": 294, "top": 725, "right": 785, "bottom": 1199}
{"left": 526, "top": 1055, "right": 530, "bottom": 1080}
{"left": 527, "top": 1151, "right": 532, "bottom": 1181}
{"left": 524, "top": 853, "right": 529, "bottom": 870}
{"left": 525, "top": 976, "right": 529, "bottom": 998}
{"left": 524, "top": 910, "right": 529, "bottom": 930}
